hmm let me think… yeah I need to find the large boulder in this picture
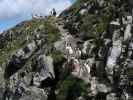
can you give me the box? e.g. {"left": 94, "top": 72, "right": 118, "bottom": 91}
{"left": 97, "top": 83, "right": 111, "bottom": 93}
{"left": 19, "top": 87, "right": 49, "bottom": 100}
{"left": 124, "top": 24, "right": 132, "bottom": 41}
{"left": 4, "top": 55, "right": 22, "bottom": 78}
{"left": 106, "top": 93, "right": 117, "bottom": 100}
{"left": 35, "top": 55, "right": 55, "bottom": 82}
{"left": 106, "top": 39, "right": 122, "bottom": 76}
{"left": 79, "top": 9, "right": 88, "bottom": 15}
{"left": 15, "top": 41, "right": 36, "bottom": 60}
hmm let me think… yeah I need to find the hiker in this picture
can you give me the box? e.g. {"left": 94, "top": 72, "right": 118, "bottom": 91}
{"left": 71, "top": 58, "right": 81, "bottom": 76}
{"left": 75, "top": 48, "right": 81, "bottom": 59}
{"left": 52, "top": 8, "right": 56, "bottom": 16}
{"left": 65, "top": 42, "right": 74, "bottom": 60}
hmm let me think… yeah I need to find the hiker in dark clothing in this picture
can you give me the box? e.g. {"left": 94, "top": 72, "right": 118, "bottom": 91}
{"left": 52, "top": 8, "right": 56, "bottom": 16}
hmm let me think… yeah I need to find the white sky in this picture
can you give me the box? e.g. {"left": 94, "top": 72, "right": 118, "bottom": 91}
{"left": 0, "top": 0, "right": 74, "bottom": 32}
{"left": 0, "top": 0, "right": 72, "bottom": 20}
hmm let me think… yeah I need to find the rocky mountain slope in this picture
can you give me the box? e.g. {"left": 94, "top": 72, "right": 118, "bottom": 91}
{"left": 0, "top": 0, "right": 133, "bottom": 100}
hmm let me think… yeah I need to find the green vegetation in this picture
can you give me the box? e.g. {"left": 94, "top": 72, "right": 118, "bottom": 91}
{"left": 0, "top": 17, "right": 60, "bottom": 66}
{"left": 61, "top": 0, "right": 113, "bottom": 40}
{"left": 56, "top": 75, "right": 87, "bottom": 100}
{"left": 51, "top": 50, "right": 65, "bottom": 64}
{"left": 79, "top": 13, "right": 110, "bottom": 39}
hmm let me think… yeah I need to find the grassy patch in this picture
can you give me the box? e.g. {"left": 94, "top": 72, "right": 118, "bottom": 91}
{"left": 61, "top": 0, "right": 113, "bottom": 40}
{"left": 0, "top": 18, "right": 60, "bottom": 66}
{"left": 56, "top": 75, "right": 87, "bottom": 100}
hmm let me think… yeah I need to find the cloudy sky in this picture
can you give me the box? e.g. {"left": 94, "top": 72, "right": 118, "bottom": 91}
{"left": 0, "top": 0, "right": 75, "bottom": 33}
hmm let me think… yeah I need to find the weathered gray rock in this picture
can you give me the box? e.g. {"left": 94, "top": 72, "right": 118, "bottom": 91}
{"left": 124, "top": 24, "right": 131, "bottom": 41}
{"left": 19, "top": 87, "right": 48, "bottom": 100}
{"left": 54, "top": 40, "right": 65, "bottom": 52}
{"left": 106, "top": 39, "right": 122, "bottom": 76}
{"left": 36, "top": 54, "right": 55, "bottom": 81}
{"left": 110, "top": 20, "right": 120, "bottom": 26}
{"left": 97, "top": 83, "right": 111, "bottom": 93}
{"left": 97, "top": 0, "right": 105, "bottom": 7}
{"left": 82, "top": 39, "right": 96, "bottom": 56}
{"left": 76, "top": 96, "right": 85, "bottom": 100}
{"left": 106, "top": 93, "right": 117, "bottom": 100}
{"left": 16, "top": 49, "right": 25, "bottom": 58}
{"left": 22, "top": 41, "right": 36, "bottom": 59}
{"left": 15, "top": 41, "right": 36, "bottom": 60}
{"left": 79, "top": 9, "right": 88, "bottom": 15}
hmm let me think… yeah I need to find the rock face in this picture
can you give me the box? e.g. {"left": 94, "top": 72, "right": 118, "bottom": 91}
{"left": 0, "top": 17, "right": 60, "bottom": 100}
{"left": 36, "top": 55, "right": 55, "bottom": 81}
{"left": 0, "top": 0, "right": 133, "bottom": 100}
